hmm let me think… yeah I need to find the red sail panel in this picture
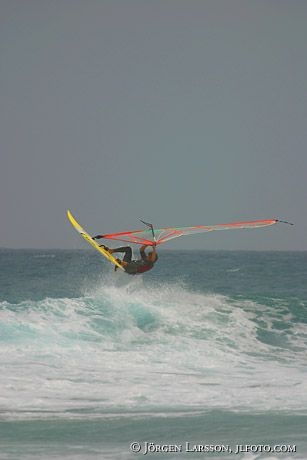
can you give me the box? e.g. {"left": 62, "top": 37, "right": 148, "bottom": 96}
{"left": 100, "top": 219, "right": 278, "bottom": 246}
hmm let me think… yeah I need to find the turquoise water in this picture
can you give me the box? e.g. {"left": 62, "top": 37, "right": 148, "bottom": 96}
{"left": 0, "top": 249, "right": 306, "bottom": 459}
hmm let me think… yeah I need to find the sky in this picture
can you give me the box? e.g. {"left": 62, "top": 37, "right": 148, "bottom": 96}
{"left": 1, "top": 0, "right": 307, "bottom": 250}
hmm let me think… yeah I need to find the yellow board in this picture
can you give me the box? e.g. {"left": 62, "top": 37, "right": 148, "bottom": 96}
{"left": 67, "top": 210, "right": 125, "bottom": 271}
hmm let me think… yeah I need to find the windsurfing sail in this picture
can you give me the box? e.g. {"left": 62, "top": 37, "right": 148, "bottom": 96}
{"left": 97, "top": 218, "right": 285, "bottom": 247}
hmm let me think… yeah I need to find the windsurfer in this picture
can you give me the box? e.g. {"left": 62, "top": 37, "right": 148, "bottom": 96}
{"left": 92, "top": 239, "right": 158, "bottom": 274}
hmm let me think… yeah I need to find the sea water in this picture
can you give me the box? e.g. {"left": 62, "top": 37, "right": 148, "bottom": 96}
{"left": 0, "top": 249, "right": 306, "bottom": 459}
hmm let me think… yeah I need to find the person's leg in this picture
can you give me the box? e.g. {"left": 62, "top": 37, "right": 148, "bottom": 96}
{"left": 110, "top": 246, "right": 132, "bottom": 263}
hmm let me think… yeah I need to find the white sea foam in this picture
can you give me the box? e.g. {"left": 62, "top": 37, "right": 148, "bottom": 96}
{"left": 0, "top": 280, "right": 306, "bottom": 420}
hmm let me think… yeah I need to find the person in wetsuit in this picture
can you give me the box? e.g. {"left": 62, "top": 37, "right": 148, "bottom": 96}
{"left": 92, "top": 237, "right": 158, "bottom": 274}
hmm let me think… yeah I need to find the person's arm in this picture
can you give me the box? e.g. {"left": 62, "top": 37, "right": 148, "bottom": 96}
{"left": 140, "top": 244, "right": 150, "bottom": 260}
{"left": 151, "top": 244, "right": 158, "bottom": 261}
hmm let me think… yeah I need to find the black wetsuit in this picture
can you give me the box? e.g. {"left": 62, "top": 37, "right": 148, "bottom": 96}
{"left": 111, "top": 246, "right": 158, "bottom": 275}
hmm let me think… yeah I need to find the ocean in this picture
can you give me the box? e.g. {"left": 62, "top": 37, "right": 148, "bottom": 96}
{"left": 0, "top": 248, "right": 306, "bottom": 459}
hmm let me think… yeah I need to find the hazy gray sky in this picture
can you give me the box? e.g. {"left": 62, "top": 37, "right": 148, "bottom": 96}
{"left": 1, "top": 0, "right": 306, "bottom": 250}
